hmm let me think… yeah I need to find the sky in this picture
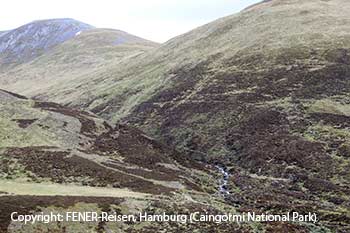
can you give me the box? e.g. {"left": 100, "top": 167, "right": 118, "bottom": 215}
{"left": 2, "top": 0, "right": 261, "bottom": 43}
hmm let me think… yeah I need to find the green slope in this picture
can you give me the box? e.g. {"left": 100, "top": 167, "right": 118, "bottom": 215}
{"left": 0, "top": 28, "right": 158, "bottom": 97}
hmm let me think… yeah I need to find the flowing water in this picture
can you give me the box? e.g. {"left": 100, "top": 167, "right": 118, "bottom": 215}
{"left": 216, "top": 165, "right": 230, "bottom": 196}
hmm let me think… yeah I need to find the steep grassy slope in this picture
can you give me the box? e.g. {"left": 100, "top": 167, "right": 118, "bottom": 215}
{"left": 0, "top": 18, "right": 93, "bottom": 67}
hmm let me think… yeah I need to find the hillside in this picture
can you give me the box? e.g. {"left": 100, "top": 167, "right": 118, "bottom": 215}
{"left": 0, "top": 91, "right": 335, "bottom": 232}
{"left": 0, "top": 18, "right": 93, "bottom": 67}
{"left": 0, "top": 28, "right": 158, "bottom": 96}
{"left": 0, "top": 89, "right": 240, "bottom": 232}
{"left": 0, "top": 88, "right": 212, "bottom": 193}
{"left": 5, "top": 0, "right": 349, "bottom": 158}
{"left": 1, "top": 0, "right": 350, "bottom": 231}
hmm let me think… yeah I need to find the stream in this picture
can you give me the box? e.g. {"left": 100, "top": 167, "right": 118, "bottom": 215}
{"left": 216, "top": 165, "right": 230, "bottom": 196}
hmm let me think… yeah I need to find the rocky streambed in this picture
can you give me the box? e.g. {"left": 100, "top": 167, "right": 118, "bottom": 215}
{"left": 216, "top": 165, "right": 230, "bottom": 196}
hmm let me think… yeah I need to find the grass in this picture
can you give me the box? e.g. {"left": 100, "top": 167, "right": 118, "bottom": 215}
{"left": 0, "top": 180, "right": 150, "bottom": 198}
{"left": 0, "top": 102, "right": 61, "bottom": 148}
{"left": 303, "top": 123, "right": 350, "bottom": 143}
{"left": 0, "top": 99, "right": 58, "bottom": 147}
{"left": 308, "top": 99, "right": 350, "bottom": 116}
{"left": 0, "top": 91, "right": 107, "bottom": 149}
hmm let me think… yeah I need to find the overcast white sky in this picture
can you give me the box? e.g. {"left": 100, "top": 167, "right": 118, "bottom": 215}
{"left": 2, "top": 0, "right": 261, "bottom": 42}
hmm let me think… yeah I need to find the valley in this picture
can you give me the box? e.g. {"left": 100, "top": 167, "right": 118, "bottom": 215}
{"left": 0, "top": 0, "right": 350, "bottom": 232}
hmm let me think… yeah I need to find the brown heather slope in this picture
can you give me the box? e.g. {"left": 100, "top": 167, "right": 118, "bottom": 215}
{"left": 0, "top": 91, "right": 277, "bottom": 233}
{"left": 0, "top": 90, "right": 240, "bottom": 232}
{"left": 0, "top": 92, "right": 332, "bottom": 232}
{"left": 0, "top": 89, "right": 211, "bottom": 196}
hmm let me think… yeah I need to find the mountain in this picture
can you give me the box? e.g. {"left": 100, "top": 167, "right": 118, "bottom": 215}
{"left": 0, "top": 27, "right": 158, "bottom": 96}
{"left": 0, "top": 18, "right": 93, "bottom": 66}
{"left": 1, "top": 0, "right": 350, "bottom": 231}
{"left": 8, "top": 0, "right": 349, "bottom": 158}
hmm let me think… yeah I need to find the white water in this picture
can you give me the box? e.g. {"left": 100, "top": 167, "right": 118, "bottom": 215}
{"left": 216, "top": 165, "right": 230, "bottom": 196}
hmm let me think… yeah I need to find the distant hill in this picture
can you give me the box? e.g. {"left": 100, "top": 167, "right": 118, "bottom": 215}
{"left": 0, "top": 27, "right": 158, "bottom": 96}
{"left": 0, "top": 18, "right": 93, "bottom": 66}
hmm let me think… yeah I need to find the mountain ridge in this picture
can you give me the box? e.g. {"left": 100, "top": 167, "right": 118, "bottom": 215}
{"left": 0, "top": 18, "right": 93, "bottom": 66}
{"left": 0, "top": 23, "right": 159, "bottom": 95}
